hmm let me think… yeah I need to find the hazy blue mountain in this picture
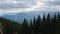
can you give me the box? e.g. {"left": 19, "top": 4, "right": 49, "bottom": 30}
{"left": 0, "top": 11, "right": 59, "bottom": 24}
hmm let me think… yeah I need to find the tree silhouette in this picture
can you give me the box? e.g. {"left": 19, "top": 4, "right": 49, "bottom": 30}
{"left": 0, "top": 17, "right": 21, "bottom": 34}
{"left": 45, "top": 13, "right": 51, "bottom": 34}
{"left": 33, "top": 17, "right": 36, "bottom": 34}
{"left": 41, "top": 14, "right": 46, "bottom": 34}
{"left": 42, "top": 14, "right": 46, "bottom": 25}
{"left": 56, "top": 13, "right": 60, "bottom": 34}
{"left": 21, "top": 18, "right": 29, "bottom": 34}
{"left": 53, "top": 14, "right": 57, "bottom": 34}
{"left": 35, "top": 15, "right": 41, "bottom": 34}
{"left": 0, "top": 13, "right": 60, "bottom": 34}
{"left": 29, "top": 20, "right": 33, "bottom": 34}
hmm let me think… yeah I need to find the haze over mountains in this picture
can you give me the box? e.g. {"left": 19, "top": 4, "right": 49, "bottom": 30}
{"left": 0, "top": 11, "right": 59, "bottom": 24}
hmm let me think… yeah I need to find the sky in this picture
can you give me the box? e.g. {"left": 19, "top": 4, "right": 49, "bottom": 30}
{"left": 0, "top": 0, "right": 60, "bottom": 14}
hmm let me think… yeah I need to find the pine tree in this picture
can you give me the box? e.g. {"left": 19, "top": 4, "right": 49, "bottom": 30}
{"left": 46, "top": 13, "right": 51, "bottom": 34}
{"left": 46, "top": 13, "right": 50, "bottom": 24}
{"left": 51, "top": 14, "right": 57, "bottom": 34}
{"left": 41, "top": 14, "right": 46, "bottom": 34}
{"left": 57, "top": 13, "right": 60, "bottom": 23}
{"left": 33, "top": 17, "right": 36, "bottom": 28}
{"left": 30, "top": 20, "right": 33, "bottom": 34}
{"left": 56, "top": 13, "right": 60, "bottom": 34}
{"left": 30, "top": 20, "right": 33, "bottom": 30}
{"left": 21, "top": 18, "right": 29, "bottom": 34}
{"left": 33, "top": 17, "right": 36, "bottom": 34}
{"left": 53, "top": 14, "right": 57, "bottom": 34}
{"left": 42, "top": 14, "right": 46, "bottom": 25}
{"left": 35, "top": 15, "right": 41, "bottom": 34}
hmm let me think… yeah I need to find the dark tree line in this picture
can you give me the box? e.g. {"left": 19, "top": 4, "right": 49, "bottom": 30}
{"left": 0, "top": 18, "right": 21, "bottom": 34}
{"left": 0, "top": 13, "right": 60, "bottom": 34}
{"left": 21, "top": 13, "right": 60, "bottom": 34}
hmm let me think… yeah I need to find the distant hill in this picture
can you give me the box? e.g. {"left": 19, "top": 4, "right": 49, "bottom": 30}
{"left": 0, "top": 11, "right": 59, "bottom": 24}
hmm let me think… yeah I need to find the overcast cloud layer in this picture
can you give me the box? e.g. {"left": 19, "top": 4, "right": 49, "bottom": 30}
{"left": 0, "top": 0, "right": 60, "bottom": 14}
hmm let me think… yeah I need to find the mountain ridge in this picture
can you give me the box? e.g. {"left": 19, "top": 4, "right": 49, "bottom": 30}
{"left": 0, "top": 11, "right": 59, "bottom": 24}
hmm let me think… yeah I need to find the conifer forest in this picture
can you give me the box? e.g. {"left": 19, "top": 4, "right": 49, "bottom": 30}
{"left": 0, "top": 13, "right": 60, "bottom": 34}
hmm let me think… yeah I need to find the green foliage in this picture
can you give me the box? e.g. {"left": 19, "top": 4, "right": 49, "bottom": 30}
{"left": 0, "top": 17, "right": 21, "bottom": 34}
{"left": 0, "top": 13, "right": 60, "bottom": 34}
{"left": 21, "top": 18, "right": 29, "bottom": 34}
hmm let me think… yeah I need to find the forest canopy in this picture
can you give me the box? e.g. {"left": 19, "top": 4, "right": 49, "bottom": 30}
{"left": 0, "top": 13, "right": 60, "bottom": 34}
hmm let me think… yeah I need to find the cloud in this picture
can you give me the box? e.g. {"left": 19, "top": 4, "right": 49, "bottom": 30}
{"left": 0, "top": 1, "right": 36, "bottom": 9}
{"left": 0, "top": 0, "right": 60, "bottom": 15}
{"left": 46, "top": 1, "right": 60, "bottom": 5}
